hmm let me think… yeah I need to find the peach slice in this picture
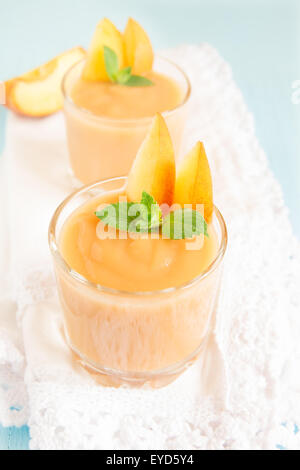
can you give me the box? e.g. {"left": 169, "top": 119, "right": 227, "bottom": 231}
{"left": 174, "top": 142, "right": 213, "bottom": 222}
{"left": 5, "top": 47, "right": 85, "bottom": 117}
{"left": 126, "top": 113, "right": 175, "bottom": 206}
{"left": 123, "top": 18, "right": 154, "bottom": 74}
{"left": 82, "top": 18, "right": 124, "bottom": 81}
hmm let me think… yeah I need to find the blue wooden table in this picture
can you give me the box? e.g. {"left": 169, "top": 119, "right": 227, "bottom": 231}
{"left": 0, "top": 0, "right": 299, "bottom": 449}
{"left": 0, "top": 425, "right": 29, "bottom": 450}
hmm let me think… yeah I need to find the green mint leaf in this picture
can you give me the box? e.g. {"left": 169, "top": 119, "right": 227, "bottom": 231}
{"left": 103, "top": 46, "right": 119, "bottom": 82}
{"left": 95, "top": 201, "right": 155, "bottom": 233}
{"left": 161, "top": 209, "right": 209, "bottom": 240}
{"left": 116, "top": 66, "right": 132, "bottom": 84}
{"left": 123, "top": 75, "right": 154, "bottom": 87}
{"left": 95, "top": 202, "right": 135, "bottom": 232}
{"left": 127, "top": 203, "right": 152, "bottom": 233}
{"left": 103, "top": 45, "right": 154, "bottom": 87}
{"left": 140, "top": 191, "right": 156, "bottom": 208}
{"left": 95, "top": 193, "right": 162, "bottom": 234}
{"left": 140, "top": 191, "right": 162, "bottom": 228}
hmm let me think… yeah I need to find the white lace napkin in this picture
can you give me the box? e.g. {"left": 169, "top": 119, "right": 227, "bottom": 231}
{"left": 1, "top": 44, "right": 300, "bottom": 450}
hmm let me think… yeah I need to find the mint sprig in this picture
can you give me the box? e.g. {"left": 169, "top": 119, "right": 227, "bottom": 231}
{"left": 103, "top": 46, "right": 154, "bottom": 87}
{"left": 95, "top": 192, "right": 208, "bottom": 240}
{"left": 95, "top": 201, "right": 139, "bottom": 232}
{"left": 140, "top": 191, "right": 162, "bottom": 229}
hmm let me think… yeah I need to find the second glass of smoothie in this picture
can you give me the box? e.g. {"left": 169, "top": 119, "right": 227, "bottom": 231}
{"left": 62, "top": 56, "right": 190, "bottom": 184}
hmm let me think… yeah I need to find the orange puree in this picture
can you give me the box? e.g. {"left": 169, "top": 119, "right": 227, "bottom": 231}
{"left": 71, "top": 72, "right": 184, "bottom": 119}
{"left": 60, "top": 192, "right": 218, "bottom": 292}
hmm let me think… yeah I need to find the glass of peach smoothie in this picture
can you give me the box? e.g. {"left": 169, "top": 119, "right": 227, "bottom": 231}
{"left": 62, "top": 18, "right": 191, "bottom": 185}
{"left": 49, "top": 177, "right": 227, "bottom": 388}
{"left": 49, "top": 114, "right": 227, "bottom": 388}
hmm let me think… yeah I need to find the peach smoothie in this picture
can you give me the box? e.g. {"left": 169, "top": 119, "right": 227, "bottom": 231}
{"left": 71, "top": 71, "right": 183, "bottom": 120}
{"left": 60, "top": 192, "right": 218, "bottom": 292}
{"left": 49, "top": 115, "right": 227, "bottom": 387}
{"left": 62, "top": 18, "right": 190, "bottom": 184}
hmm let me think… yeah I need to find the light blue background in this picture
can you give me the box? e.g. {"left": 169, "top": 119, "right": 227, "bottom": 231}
{"left": 0, "top": 0, "right": 299, "bottom": 450}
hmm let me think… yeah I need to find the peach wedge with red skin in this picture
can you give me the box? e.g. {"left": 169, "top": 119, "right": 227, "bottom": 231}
{"left": 5, "top": 47, "right": 85, "bottom": 117}
{"left": 174, "top": 142, "right": 213, "bottom": 222}
{"left": 82, "top": 18, "right": 124, "bottom": 82}
{"left": 123, "top": 18, "right": 154, "bottom": 74}
{"left": 126, "top": 113, "right": 175, "bottom": 206}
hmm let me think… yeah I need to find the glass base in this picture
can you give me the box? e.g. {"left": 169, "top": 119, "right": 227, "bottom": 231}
{"left": 67, "top": 334, "right": 209, "bottom": 389}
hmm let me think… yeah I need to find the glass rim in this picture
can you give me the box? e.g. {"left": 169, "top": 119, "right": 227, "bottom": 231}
{"left": 48, "top": 176, "right": 228, "bottom": 297}
{"left": 61, "top": 55, "right": 192, "bottom": 125}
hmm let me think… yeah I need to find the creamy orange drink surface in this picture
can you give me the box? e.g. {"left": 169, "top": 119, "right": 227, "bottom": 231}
{"left": 50, "top": 114, "right": 227, "bottom": 387}
{"left": 71, "top": 71, "right": 183, "bottom": 120}
{"left": 60, "top": 192, "right": 218, "bottom": 292}
{"left": 63, "top": 18, "right": 190, "bottom": 184}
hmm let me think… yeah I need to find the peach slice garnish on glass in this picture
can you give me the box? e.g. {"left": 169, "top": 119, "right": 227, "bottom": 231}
{"left": 123, "top": 18, "right": 154, "bottom": 75}
{"left": 4, "top": 47, "right": 85, "bottom": 117}
{"left": 82, "top": 18, "right": 124, "bottom": 81}
{"left": 126, "top": 113, "right": 175, "bottom": 206}
{"left": 174, "top": 142, "right": 213, "bottom": 222}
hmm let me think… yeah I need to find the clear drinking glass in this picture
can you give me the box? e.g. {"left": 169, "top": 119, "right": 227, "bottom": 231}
{"left": 49, "top": 177, "right": 227, "bottom": 388}
{"left": 62, "top": 57, "right": 191, "bottom": 185}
